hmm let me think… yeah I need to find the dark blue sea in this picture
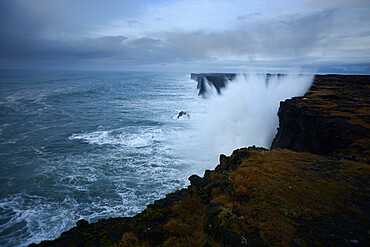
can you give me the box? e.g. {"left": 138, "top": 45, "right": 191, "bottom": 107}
{"left": 0, "top": 70, "right": 211, "bottom": 246}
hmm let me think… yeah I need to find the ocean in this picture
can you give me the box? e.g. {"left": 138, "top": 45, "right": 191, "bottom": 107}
{"left": 0, "top": 70, "right": 212, "bottom": 246}
{"left": 0, "top": 70, "right": 314, "bottom": 246}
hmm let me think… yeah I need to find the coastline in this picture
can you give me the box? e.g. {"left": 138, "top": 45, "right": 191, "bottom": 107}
{"left": 31, "top": 74, "right": 369, "bottom": 246}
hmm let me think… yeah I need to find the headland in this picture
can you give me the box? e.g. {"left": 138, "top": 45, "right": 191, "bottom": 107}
{"left": 31, "top": 74, "right": 369, "bottom": 246}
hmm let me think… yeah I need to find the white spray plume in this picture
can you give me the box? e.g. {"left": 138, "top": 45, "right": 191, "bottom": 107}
{"left": 195, "top": 73, "right": 314, "bottom": 162}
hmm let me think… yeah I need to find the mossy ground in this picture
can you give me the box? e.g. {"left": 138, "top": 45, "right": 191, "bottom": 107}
{"left": 224, "top": 149, "right": 369, "bottom": 246}
{"left": 77, "top": 148, "right": 367, "bottom": 247}
{"left": 295, "top": 75, "right": 370, "bottom": 163}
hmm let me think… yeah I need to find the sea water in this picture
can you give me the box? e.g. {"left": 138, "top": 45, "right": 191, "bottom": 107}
{"left": 0, "top": 70, "right": 209, "bottom": 246}
{"left": 0, "top": 70, "right": 313, "bottom": 246}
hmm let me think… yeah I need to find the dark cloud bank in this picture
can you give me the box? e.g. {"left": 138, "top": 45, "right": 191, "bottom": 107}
{"left": 0, "top": 1, "right": 369, "bottom": 73}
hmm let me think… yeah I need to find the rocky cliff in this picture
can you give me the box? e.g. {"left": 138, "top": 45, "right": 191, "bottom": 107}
{"left": 271, "top": 75, "right": 369, "bottom": 163}
{"left": 190, "top": 73, "right": 285, "bottom": 96}
{"left": 31, "top": 74, "right": 369, "bottom": 246}
{"left": 190, "top": 73, "right": 236, "bottom": 95}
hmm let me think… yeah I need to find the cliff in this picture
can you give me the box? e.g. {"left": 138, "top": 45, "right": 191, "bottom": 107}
{"left": 271, "top": 75, "right": 369, "bottom": 163}
{"left": 190, "top": 73, "right": 285, "bottom": 96}
{"left": 31, "top": 74, "right": 369, "bottom": 246}
{"left": 190, "top": 73, "right": 236, "bottom": 95}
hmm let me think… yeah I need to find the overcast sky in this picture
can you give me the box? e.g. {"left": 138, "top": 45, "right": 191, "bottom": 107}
{"left": 0, "top": 0, "right": 369, "bottom": 73}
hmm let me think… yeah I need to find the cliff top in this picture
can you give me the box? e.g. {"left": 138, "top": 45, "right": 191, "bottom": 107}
{"left": 301, "top": 75, "right": 369, "bottom": 129}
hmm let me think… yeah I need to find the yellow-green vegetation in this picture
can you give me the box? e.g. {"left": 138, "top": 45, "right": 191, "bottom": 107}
{"left": 223, "top": 149, "right": 369, "bottom": 246}
{"left": 163, "top": 195, "right": 221, "bottom": 247}
{"left": 294, "top": 75, "right": 370, "bottom": 162}
{"left": 113, "top": 232, "right": 148, "bottom": 247}
{"left": 158, "top": 147, "right": 368, "bottom": 246}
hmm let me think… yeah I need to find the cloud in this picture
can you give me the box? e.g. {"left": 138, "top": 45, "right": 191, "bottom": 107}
{"left": 0, "top": 0, "right": 369, "bottom": 73}
{"left": 0, "top": 7, "right": 366, "bottom": 72}
{"left": 0, "top": 0, "right": 142, "bottom": 39}
{"left": 0, "top": 0, "right": 48, "bottom": 39}
{"left": 303, "top": 0, "right": 370, "bottom": 9}
{"left": 164, "top": 9, "right": 336, "bottom": 60}
{"left": 126, "top": 19, "right": 140, "bottom": 27}
{"left": 237, "top": 13, "right": 262, "bottom": 21}
{"left": 0, "top": 34, "right": 191, "bottom": 68}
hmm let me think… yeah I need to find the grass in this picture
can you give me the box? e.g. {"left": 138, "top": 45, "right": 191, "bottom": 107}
{"left": 222, "top": 149, "right": 369, "bottom": 246}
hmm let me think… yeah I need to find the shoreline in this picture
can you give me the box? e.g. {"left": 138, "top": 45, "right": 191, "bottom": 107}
{"left": 31, "top": 74, "right": 369, "bottom": 246}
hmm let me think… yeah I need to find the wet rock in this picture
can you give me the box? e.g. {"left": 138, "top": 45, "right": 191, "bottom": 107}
{"left": 176, "top": 111, "right": 190, "bottom": 119}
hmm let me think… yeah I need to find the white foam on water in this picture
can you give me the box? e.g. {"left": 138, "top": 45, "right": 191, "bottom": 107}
{"left": 0, "top": 147, "right": 189, "bottom": 246}
{"left": 0, "top": 194, "right": 79, "bottom": 247}
{"left": 69, "top": 128, "right": 163, "bottom": 148}
{"left": 2, "top": 124, "right": 192, "bottom": 245}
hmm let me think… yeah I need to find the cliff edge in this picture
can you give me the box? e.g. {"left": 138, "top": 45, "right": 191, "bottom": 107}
{"left": 271, "top": 75, "right": 369, "bottom": 163}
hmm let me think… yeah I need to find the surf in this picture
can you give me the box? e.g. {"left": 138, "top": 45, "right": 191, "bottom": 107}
{"left": 190, "top": 72, "right": 314, "bottom": 167}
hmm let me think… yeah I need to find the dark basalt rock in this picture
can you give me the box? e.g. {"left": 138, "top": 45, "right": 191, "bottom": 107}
{"left": 271, "top": 74, "right": 370, "bottom": 163}
{"left": 271, "top": 99, "right": 355, "bottom": 154}
{"left": 76, "top": 219, "right": 89, "bottom": 228}
{"left": 176, "top": 110, "right": 190, "bottom": 119}
{"left": 188, "top": 174, "right": 207, "bottom": 189}
{"left": 190, "top": 73, "right": 285, "bottom": 96}
{"left": 190, "top": 73, "right": 236, "bottom": 95}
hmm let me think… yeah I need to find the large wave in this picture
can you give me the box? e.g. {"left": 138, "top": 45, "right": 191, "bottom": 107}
{"left": 192, "top": 72, "right": 314, "bottom": 166}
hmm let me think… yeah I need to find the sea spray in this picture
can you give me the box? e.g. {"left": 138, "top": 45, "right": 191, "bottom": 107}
{"left": 191, "top": 73, "right": 314, "bottom": 167}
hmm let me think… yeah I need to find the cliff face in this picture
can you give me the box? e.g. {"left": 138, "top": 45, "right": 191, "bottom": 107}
{"left": 31, "top": 75, "right": 370, "bottom": 246}
{"left": 271, "top": 75, "right": 369, "bottom": 163}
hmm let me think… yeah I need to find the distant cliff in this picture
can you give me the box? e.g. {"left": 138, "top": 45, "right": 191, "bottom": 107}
{"left": 191, "top": 73, "right": 285, "bottom": 96}
{"left": 32, "top": 74, "right": 370, "bottom": 247}
{"left": 190, "top": 73, "right": 236, "bottom": 95}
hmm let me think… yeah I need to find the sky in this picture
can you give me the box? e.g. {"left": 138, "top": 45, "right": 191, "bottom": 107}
{"left": 0, "top": 0, "right": 369, "bottom": 73}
